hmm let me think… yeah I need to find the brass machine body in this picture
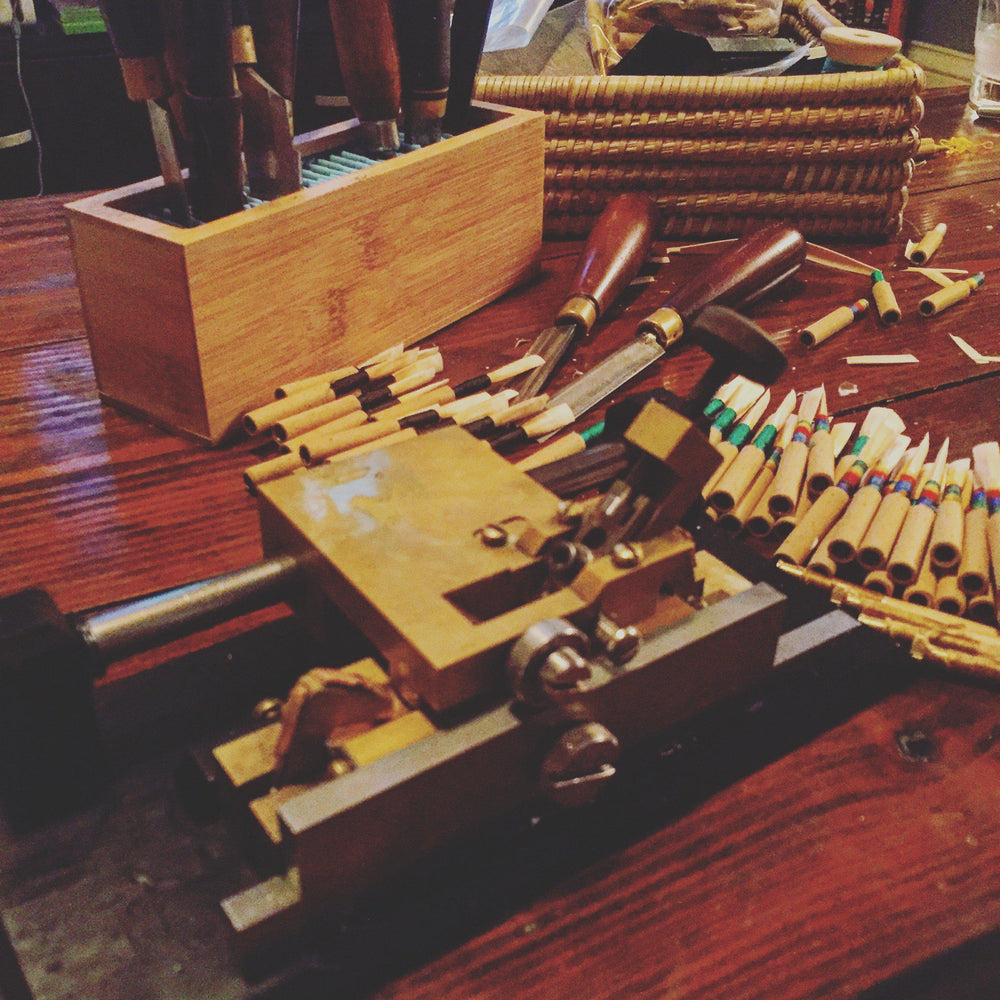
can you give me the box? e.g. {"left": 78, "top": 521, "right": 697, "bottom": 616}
{"left": 219, "top": 406, "right": 785, "bottom": 951}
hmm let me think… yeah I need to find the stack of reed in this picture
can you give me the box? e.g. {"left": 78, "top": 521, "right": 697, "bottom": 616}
{"left": 704, "top": 385, "right": 1000, "bottom": 626}
{"left": 240, "top": 342, "right": 570, "bottom": 493}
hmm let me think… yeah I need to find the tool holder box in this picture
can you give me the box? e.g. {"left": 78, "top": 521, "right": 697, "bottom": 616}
{"left": 65, "top": 102, "right": 545, "bottom": 444}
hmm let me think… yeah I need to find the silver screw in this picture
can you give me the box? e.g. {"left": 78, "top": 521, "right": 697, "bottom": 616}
{"left": 507, "top": 619, "right": 591, "bottom": 707}
{"left": 611, "top": 542, "right": 643, "bottom": 569}
{"left": 593, "top": 614, "right": 641, "bottom": 664}
{"left": 538, "top": 646, "right": 591, "bottom": 695}
{"left": 540, "top": 722, "right": 620, "bottom": 807}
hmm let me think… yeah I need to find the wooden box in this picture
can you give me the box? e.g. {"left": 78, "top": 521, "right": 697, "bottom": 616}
{"left": 65, "top": 102, "right": 545, "bottom": 444}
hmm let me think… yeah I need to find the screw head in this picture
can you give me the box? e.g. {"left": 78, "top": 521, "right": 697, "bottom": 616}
{"left": 594, "top": 615, "right": 641, "bottom": 664}
{"left": 252, "top": 698, "right": 283, "bottom": 723}
{"left": 508, "top": 619, "right": 591, "bottom": 708}
{"left": 611, "top": 542, "right": 643, "bottom": 569}
{"left": 477, "top": 524, "right": 509, "bottom": 548}
{"left": 540, "top": 723, "right": 620, "bottom": 807}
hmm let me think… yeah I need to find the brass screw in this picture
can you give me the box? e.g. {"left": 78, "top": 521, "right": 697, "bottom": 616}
{"left": 611, "top": 542, "right": 643, "bottom": 569}
{"left": 252, "top": 698, "right": 283, "bottom": 723}
{"left": 594, "top": 614, "right": 641, "bottom": 664}
{"left": 477, "top": 524, "right": 509, "bottom": 547}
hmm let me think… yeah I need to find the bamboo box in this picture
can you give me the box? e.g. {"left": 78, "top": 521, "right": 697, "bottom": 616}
{"left": 64, "top": 102, "right": 545, "bottom": 444}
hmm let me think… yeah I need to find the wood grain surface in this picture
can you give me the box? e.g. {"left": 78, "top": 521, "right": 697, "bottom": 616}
{"left": 1, "top": 89, "right": 1000, "bottom": 998}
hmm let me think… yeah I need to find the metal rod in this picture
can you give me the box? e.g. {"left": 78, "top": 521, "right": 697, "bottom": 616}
{"left": 74, "top": 555, "right": 301, "bottom": 668}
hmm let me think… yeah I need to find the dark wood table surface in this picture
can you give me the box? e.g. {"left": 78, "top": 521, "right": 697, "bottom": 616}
{"left": 2, "top": 88, "right": 1000, "bottom": 999}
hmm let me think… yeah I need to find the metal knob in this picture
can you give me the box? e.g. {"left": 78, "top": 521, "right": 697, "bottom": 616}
{"left": 540, "top": 722, "right": 620, "bottom": 807}
{"left": 507, "top": 618, "right": 591, "bottom": 708}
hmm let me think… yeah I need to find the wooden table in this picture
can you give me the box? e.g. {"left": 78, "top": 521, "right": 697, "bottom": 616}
{"left": 1, "top": 88, "right": 1000, "bottom": 999}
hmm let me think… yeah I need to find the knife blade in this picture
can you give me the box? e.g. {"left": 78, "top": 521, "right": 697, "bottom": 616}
{"left": 98, "top": 0, "right": 194, "bottom": 225}
{"left": 233, "top": 0, "right": 300, "bottom": 198}
{"left": 181, "top": 0, "right": 245, "bottom": 220}
{"left": 391, "top": 0, "right": 451, "bottom": 145}
{"left": 548, "top": 225, "right": 805, "bottom": 423}
{"left": 517, "top": 191, "right": 660, "bottom": 399}
{"left": 327, "top": 0, "right": 402, "bottom": 156}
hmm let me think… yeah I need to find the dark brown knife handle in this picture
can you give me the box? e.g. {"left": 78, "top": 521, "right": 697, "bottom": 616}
{"left": 186, "top": 91, "right": 245, "bottom": 220}
{"left": 247, "top": 0, "right": 300, "bottom": 100}
{"left": 443, "top": 0, "right": 493, "bottom": 135}
{"left": 182, "top": 0, "right": 237, "bottom": 98}
{"left": 98, "top": 0, "right": 169, "bottom": 101}
{"left": 558, "top": 192, "right": 660, "bottom": 332}
{"left": 327, "top": 0, "right": 401, "bottom": 125}
{"left": 391, "top": 0, "right": 451, "bottom": 122}
{"left": 665, "top": 224, "right": 806, "bottom": 320}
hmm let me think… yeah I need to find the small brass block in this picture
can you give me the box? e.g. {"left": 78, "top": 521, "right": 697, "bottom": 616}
{"left": 625, "top": 401, "right": 719, "bottom": 481}
{"left": 572, "top": 529, "right": 697, "bottom": 625}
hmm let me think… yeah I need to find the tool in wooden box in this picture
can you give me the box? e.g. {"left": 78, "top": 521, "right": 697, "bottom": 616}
{"left": 0, "top": 227, "right": 800, "bottom": 954}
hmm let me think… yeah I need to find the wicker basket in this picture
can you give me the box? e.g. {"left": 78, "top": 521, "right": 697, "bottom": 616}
{"left": 474, "top": 0, "right": 923, "bottom": 240}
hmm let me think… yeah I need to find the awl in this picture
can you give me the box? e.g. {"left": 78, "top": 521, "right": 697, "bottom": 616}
{"left": 518, "top": 192, "right": 660, "bottom": 399}
{"left": 548, "top": 224, "right": 805, "bottom": 423}
{"left": 98, "top": 0, "right": 194, "bottom": 225}
{"left": 327, "top": 0, "right": 402, "bottom": 156}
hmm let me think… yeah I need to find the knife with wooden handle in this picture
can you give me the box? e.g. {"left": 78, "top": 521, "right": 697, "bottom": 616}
{"left": 517, "top": 192, "right": 660, "bottom": 399}
{"left": 443, "top": 0, "right": 493, "bottom": 135}
{"left": 327, "top": 0, "right": 401, "bottom": 155}
{"left": 248, "top": 0, "right": 300, "bottom": 101}
{"left": 391, "top": 0, "right": 451, "bottom": 144}
{"left": 182, "top": 0, "right": 245, "bottom": 220}
{"left": 548, "top": 225, "right": 804, "bottom": 424}
{"left": 98, "top": 0, "right": 194, "bottom": 225}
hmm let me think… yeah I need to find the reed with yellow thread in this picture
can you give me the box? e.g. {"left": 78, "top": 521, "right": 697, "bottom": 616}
{"left": 886, "top": 438, "right": 950, "bottom": 587}
{"left": 958, "top": 473, "right": 990, "bottom": 597}
{"left": 800, "top": 298, "right": 868, "bottom": 347}
{"left": 768, "top": 386, "right": 824, "bottom": 519}
{"left": 825, "top": 434, "right": 910, "bottom": 565}
{"left": 929, "top": 461, "right": 971, "bottom": 571}
{"left": 857, "top": 435, "right": 930, "bottom": 571}
{"left": 774, "top": 421, "right": 899, "bottom": 566}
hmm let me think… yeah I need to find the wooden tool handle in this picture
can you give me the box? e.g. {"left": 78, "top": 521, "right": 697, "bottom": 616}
{"left": 328, "top": 0, "right": 401, "bottom": 124}
{"left": 443, "top": 0, "right": 493, "bottom": 134}
{"left": 98, "top": 0, "right": 169, "bottom": 101}
{"left": 665, "top": 224, "right": 806, "bottom": 321}
{"left": 248, "top": 0, "right": 300, "bottom": 99}
{"left": 186, "top": 91, "right": 245, "bottom": 219}
{"left": 798, "top": 0, "right": 842, "bottom": 37}
{"left": 391, "top": 0, "right": 451, "bottom": 120}
{"left": 559, "top": 193, "right": 660, "bottom": 331}
{"left": 182, "top": 0, "right": 237, "bottom": 98}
